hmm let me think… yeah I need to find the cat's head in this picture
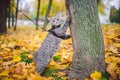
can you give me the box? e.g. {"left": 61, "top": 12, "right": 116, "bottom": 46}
{"left": 47, "top": 13, "right": 64, "bottom": 27}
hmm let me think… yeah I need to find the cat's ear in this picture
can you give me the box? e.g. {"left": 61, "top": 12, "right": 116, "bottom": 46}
{"left": 47, "top": 17, "right": 51, "bottom": 21}
{"left": 56, "top": 13, "right": 62, "bottom": 18}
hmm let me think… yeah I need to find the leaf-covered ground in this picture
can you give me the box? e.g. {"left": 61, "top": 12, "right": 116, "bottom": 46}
{"left": 0, "top": 24, "right": 120, "bottom": 80}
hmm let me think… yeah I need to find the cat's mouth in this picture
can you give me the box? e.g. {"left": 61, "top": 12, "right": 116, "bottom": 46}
{"left": 53, "top": 25, "right": 61, "bottom": 28}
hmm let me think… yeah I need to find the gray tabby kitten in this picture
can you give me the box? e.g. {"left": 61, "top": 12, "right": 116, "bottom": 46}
{"left": 34, "top": 14, "right": 71, "bottom": 75}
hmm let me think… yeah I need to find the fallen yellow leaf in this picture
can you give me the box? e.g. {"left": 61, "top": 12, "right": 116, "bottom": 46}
{"left": 90, "top": 70, "right": 102, "bottom": 79}
{"left": 0, "top": 70, "right": 9, "bottom": 77}
{"left": 12, "top": 55, "right": 21, "bottom": 62}
{"left": 31, "top": 73, "right": 43, "bottom": 80}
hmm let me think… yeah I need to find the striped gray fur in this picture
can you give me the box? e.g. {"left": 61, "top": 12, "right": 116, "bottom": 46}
{"left": 34, "top": 15, "right": 70, "bottom": 75}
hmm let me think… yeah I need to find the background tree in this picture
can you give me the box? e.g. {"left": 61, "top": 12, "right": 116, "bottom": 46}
{"left": 42, "top": 0, "right": 53, "bottom": 31}
{"left": 14, "top": 0, "right": 19, "bottom": 30}
{"left": 0, "top": 0, "right": 10, "bottom": 34}
{"left": 8, "top": 1, "right": 11, "bottom": 29}
{"left": 118, "top": 0, "right": 120, "bottom": 23}
{"left": 65, "top": 0, "right": 106, "bottom": 79}
{"left": 110, "top": 6, "right": 120, "bottom": 23}
{"left": 36, "top": 0, "right": 41, "bottom": 30}
{"left": 11, "top": 8, "right": 15, "bottom": 27}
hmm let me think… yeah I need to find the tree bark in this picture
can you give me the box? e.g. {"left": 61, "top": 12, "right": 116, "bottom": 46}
{"left": 118, "top": 2, "right": 120, "bottom": 23}
{"left": 14, "top": 0, "right": 19, "bottom": 30}
{"left": 36, "top": 0, "right": 41, "bottom": 30}
{"left": 8, "top": 2, "right": 11, "bottom": 29}
{"left": 65, "top": 0, "right": 106, "bottom": 79}
{"left": 0, "top": 0, "right": 10, "bottom": 34}
{"left": 42, "top": 0, "right": 52, "bottom": 31}
{"left": 12, "top": 9, "right": 15, "bottom": 27}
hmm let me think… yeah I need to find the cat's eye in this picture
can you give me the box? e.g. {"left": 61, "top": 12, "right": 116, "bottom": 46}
{"left": 57, "top": 19, "right": 59, "bottom": 21}
{"left": 53, "top": 20, "right": 55, "bottom": 22}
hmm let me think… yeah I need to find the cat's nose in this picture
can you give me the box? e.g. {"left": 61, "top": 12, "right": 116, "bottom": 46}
{"left": 55, "top": 21, "right": 58, "bottom": 23}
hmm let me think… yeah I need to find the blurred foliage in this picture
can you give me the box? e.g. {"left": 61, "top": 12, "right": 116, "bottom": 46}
{"left": 7, "top": 0, "right": 16, "bottom": 18}
{"left": 10, "top": 0, "right": 16, "bottom": 13}
{"left": 32, "top": 0, "right": 65, "bottom": 19}
{"left": 97, "top": 0, "right": 106, "bottom": 15}
{"left": 26, "top": 0, "right": 107, "bottom": 20}
{"left": 110, "top": 7, "right": 120, "bottom": 23}
{"left": 17, "top": 0, "right": 106, "bottom": 20}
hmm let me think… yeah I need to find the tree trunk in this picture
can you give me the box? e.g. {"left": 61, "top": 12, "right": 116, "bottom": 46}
{"left": 42, "top": 0, "right": 52, "bottom": 31}
{"left": 0, "top": 0, "right": 10, "bottom": 34}
{"left": 14, "top": 0, "right": 19, "bottom": 30}
{"left": 12, "top": 9, "right": 15, "bottom": 27}
{"left": 118, "top": 2, "right": 120, "bottom": 23}
{"left": 8, "top": 2, "right": 11, "bottom": 29}
{"left": 65, "top": 0, "right": 106, "bottom": 79}
{"left": 36, "top": 0, "right": 41, "bottom": 30}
